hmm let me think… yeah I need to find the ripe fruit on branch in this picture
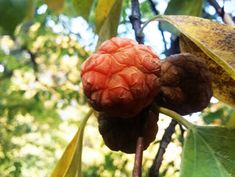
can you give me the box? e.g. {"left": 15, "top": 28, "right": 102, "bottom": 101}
{"left": 156, "top": 53, "right": 212, "bottom": 115}
{"left": 81, "top": 37, "right": 161, "bottom": 117}
{"left": 98, "top": 108, "right": 159, "bottom": 153}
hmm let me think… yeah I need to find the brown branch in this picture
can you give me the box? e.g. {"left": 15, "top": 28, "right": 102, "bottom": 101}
{"left": 133, "top": 137, "right": 144, "bottom": 177}
{"left": 149, "top": 120, "right": 177, "bottom": 177}
{"left": 147, "top": 0, "right": 159, "bottom": 15}
{"left": 207, "top": 0, "right": 235, "bottom": 26}
{"left": 130, "top": 0, "right": 144, "bottom": 44}
{"left": 22, "top": 45, "right": 38, "bottom": 72}
{"left": 130, "top": 0, "right": 145, "bottom": 176}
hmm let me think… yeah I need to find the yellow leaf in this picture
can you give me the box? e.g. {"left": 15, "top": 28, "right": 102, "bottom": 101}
{"left": 45, "top": 0, "right": 64, "bottom": 12}
{"left": 180, "top": 35, "right": 235, "bottom": 106}
{"left": 143, "top": 15, "right": 235, "bottom": 106}
{"left": 95, "top": 0, "right": 123, "bottom": 48}
{"left": 51, "top": 109, "right": 93, "bottom": 177}
{"left": 95, "top": 0, "right": 121, "bottom": 33}
{"left": 226, "top": 112, "right": 235, "bottom": 128}
{"left": 73, "top": 0, "right": 93, "bottom": 20}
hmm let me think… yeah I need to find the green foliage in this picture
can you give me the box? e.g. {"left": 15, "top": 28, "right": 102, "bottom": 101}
{"left": 181, "top": 125, "right": 235, "bottom": 177}
{"left": 165, "top": 0, "right": 203, "bottom": 16}
{"left": 0, "top": 0, "right": 29, "bottom": 34}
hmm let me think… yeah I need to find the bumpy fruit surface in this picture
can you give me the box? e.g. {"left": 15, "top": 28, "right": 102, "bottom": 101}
{"left": 81, "top": 37, "right": 161, "bottom": 117}
{"left": 98, "top": 108, "right": 159, "bottom": 153}
{"left": 156, "top": 53, "right": 212, "bottom": 115}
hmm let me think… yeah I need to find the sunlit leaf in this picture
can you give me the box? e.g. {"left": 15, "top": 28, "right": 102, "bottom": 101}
{"left": 180, "top": 35, "right": 235, "bottom": 106}
{"left": 51, "top": 109, "right": 93, "bottom": 177}
{"left": 144, "top": 15, "right": 235, "bottom": 106}
{"left": 181, "top": 125, "right": 235, "bottom": 177}
{"left": 0, "top": 0, "right": 28, "bottom": 34}
{"left": 95, "top": 0, "right": 116, "bottom": 33}
{"left": 45, "top": 0, "right": 64, "bottom": 12}
{"left": 162, "top": 0, "right": 203, "bottom": 33}
{"left": 95, "top": 0, "right": 123, "bottom": 47}
{"left": 226, "top": 112, "right": 235, "bottom": 128}
{"left": 73, "top": 0, "right": 93, "bottom": 20}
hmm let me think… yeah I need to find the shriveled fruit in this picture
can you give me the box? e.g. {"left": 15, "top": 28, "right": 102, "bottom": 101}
{"left": 98, "top": 108, "right": 159, "bottom": 153}
{"left": 81, "top": 37, "right": 161, "bottom": 118}
{"left": 156, "top": 53, "right": 212, "bottom": 115}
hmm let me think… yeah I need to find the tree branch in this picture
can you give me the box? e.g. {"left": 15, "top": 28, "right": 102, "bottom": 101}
{"left": 147, "top": 0, "right": 159, "bottom": 15}
{"left": 149, "top": 120, "right": 177, "bottom": 177}
{"left": 207, "top": 0, "right": 235, "bottom": 26}
{"left": 130, "top": 0, "right": 145, "bottom": 176}
{"left": 22, "top": 45, "right": 38, "bottom": 72}
{"left": 133, "top": 137, "right": 144, "bottom": 177}
{"left": 130, "top": 0, "right": 144, "bottom": 44}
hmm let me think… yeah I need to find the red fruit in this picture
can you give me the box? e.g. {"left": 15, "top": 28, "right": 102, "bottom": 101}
{"left": 81, "top": 37, "right": 161, "bottom": 117}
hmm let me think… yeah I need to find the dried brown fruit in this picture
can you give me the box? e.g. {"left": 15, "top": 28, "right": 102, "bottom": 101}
{"left": 156, "top": 53, "right": 212, "bottom": 115}
{"left": 98, "top": 108, "right": 159, "bottom": 153}
{"left": 81, "top": 37, "right": 161, "bottom": 118}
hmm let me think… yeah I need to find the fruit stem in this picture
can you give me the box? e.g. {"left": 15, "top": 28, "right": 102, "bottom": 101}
{"left": 133, "top": 137, "right": 144, "bottom": 177}
{"left": 158, "top": 107, "right": 193, "bottom": 129}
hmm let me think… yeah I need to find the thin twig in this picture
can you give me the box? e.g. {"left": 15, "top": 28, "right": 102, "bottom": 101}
{"left": 133, "top": 137, "right": 144, "bottom": 177}
{"left": 130, "top": 0, "right": 144, "bottom": 44}
{"left": 207, "top": 0, "right": 235, "bottom": 26}
{"left": 130, "top": 0, "right": 145, "bottom": 176}
{"left": 149, "top": 120, "right": 177, "bottom": 177}
{"left": 22, "top": 45, "right": 38, "bottom": 72}
{"left": 147, "top": 0, "right": 158, "bottom": 15}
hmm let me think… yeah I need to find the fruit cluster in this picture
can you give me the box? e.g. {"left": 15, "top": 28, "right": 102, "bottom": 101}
{"left": 81, "top": 37, "right": 212, "bottom": 153}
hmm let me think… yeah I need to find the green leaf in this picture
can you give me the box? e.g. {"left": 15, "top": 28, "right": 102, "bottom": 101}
{"left": 51, "top": 109, "right": 93, "bottom": 177}
{"left": 73, "top": 0, "right": 94, "bottom": 20}
{"left": 95, "top": 0, "right": 123, "bottom": 48}
{"left": 143, "top": 15, "right": 235, "bottom": 106}
{"left": 162, "top": 0, "right": 203, "bottom": 34}
{"left": 165, "top": 0, "right": 203, "bottom": 16}
{"left": 0, "top": 0, "right": 28, "bottom": 34}
{"left": 181, "top": 125, "right": 235, "bottom": 177}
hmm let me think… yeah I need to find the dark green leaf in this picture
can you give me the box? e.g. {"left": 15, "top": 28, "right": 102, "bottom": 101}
{"left": 0, "top": 0, "right": 28, "bottom": 34}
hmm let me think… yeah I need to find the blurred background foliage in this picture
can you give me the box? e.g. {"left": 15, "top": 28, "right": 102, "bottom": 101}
{"left": 0, "top": 0, "right": 234, "bottom": 176}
